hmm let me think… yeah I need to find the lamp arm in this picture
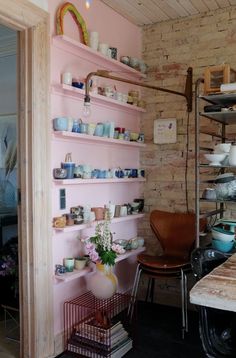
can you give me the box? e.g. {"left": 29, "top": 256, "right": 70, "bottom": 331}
{"left": 85, "top": 67, "right": 193, "bottom": 112}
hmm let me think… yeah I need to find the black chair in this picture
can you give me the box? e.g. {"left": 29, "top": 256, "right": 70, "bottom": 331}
{"left": 191, "top": 248, "right": 236, "bottom": 357}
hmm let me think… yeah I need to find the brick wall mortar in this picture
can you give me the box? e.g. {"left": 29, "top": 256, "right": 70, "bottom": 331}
{"left": 139, "top": 6, "right": 236, "bottom": 305}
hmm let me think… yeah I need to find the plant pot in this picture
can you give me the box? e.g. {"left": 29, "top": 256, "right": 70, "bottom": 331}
{"left": 88, "top": 263, "right": 118, "bottom": 299}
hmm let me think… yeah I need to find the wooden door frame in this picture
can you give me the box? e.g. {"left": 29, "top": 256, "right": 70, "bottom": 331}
{"left": 0, "top": 1, "right": 53, "bottom": 357}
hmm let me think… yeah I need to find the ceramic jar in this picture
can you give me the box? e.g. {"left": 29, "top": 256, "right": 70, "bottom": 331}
{"left": 229, "top": 143, "right": 236, "bottom": 166}
{"left": 88, "top": 263, "right": 118, "bottom": 299}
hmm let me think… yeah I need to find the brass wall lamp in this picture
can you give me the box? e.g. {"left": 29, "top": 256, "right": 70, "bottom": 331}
{"left": 83, "top": 67, "right": 193, "bottom": 115}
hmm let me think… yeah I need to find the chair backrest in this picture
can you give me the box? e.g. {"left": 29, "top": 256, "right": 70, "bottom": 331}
{"left": 150, "top": 210, "right": 196, "bottom": 258}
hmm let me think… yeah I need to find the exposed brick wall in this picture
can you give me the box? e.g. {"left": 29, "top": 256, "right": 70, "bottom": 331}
{"left": 138, "top": 6, "right": 236, "bottom": 305}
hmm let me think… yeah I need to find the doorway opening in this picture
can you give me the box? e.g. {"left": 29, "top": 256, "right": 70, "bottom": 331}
{"left": 0, "top": 1, "right": 53, "bottom": 357}
{"left": 0, "top": 23, "right": 19, "bottom": 357}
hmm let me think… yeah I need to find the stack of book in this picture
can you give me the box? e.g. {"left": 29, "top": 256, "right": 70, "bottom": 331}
{"left": 68, "top": 317, "right": 133, "bottom": 357}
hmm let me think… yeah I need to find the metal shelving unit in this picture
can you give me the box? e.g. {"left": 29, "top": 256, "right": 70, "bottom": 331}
{"left": 195, "top": 80, "right": 236, "bottom": 247}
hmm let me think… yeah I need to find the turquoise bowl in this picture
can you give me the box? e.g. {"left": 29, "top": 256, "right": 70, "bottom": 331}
{"left": 212, "top": 238, "right": 235, "bottom": 253}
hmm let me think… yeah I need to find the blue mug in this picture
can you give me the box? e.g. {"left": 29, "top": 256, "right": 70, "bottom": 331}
{"left": 94, "top": 123, "right": 104, "bottom": 137}
{"left": 61, "top": 162, "right": 75, "bottom": 179}
{"left": 91, "top": 169, "right": 100, "bottom": 179}
{"left": 79, "top": 123, "right": 88, "bottom": 134}
{"left": 53, "top": 117, "right": 68, "bottom": 131}
{"left": 115, "top": 169, "right": 124, "bottom": 178}
{"left": 98, "top": 170, "right": 106, "bottom": 179}
{"left": 131, "top": 169, "right": 138, "bottom": 178}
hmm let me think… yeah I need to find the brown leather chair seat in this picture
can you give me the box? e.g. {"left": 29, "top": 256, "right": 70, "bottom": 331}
{"left": 137, "top": 253, "right": 191, "bottom": 270}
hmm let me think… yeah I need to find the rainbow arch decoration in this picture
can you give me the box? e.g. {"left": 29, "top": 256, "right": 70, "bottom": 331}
{"left": 56, "top": 2, "right": 89, "bottom": 45}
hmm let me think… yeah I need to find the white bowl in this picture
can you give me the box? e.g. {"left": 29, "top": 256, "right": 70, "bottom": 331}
{"left": 214, "top": 143, "right": 231, "bottom": 154}
{"left": 211, "top": 227, "right": 235, "bottom": 242}
{"left": 204, "top": 153, "right": 227, "bottom": 166}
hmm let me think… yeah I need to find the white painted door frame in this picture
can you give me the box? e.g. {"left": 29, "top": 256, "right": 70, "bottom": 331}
{"left": 0, "top": 1, "right": 53, "bottom": 357}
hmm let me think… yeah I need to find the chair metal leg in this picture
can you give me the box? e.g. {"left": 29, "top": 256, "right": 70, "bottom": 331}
{"left": 145, "top": 277, "right": 155, "bottom": 302}
{"left": 181, "top": 269, "right": 188, "bottom": 339}
{"left": 150, "top": 278, "right": 155, "bottom": 303}
{"left": 145, "top": 278, "right": 152, "bottom": 302}
{"left": 128, "top": 263, "right": 142, "bottom": 319}
{"left": 184, "top": 272, "right": 188, "bottom": 333}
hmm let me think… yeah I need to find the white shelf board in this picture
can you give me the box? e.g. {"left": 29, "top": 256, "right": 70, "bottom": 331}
{"left": 52, "top": 84, "right": 146, "bottom": 114}
{"left": 53, "top": 178, "right": 145, "bottom": 185}
{"left": 52, "top": 131, "right": 146, "bottom": 148}
{"left": 54, "top": 266, "right": 93, "bottom": 282}
{"left": 54, "top": 213, "right": 145, "bottom": 233}
{"left": 54, "top": 246, "right": 146, "bottom": 282}
{"left": 52, "top": 35, "right": 146, "bottom": 80}
{"left": 115, "top": 246, "right": 145, "bottom": 263}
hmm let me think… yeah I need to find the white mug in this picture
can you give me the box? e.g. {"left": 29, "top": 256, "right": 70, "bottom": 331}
{"left": 62, "top": 72, "right": 72, "bottom": 85}
{"left": 89, "top": 31, "right": 99, "bottom": 51}
{"left": 87, "top": 123, "right": 96, "bottom": 136}
{"left": 107, "top": 48, "right": 112, "bottom": 58}
{"left": 98, "top": 43, "right": 109, "bottom": 56}
{"left": 120, "top": 206, "right": 128, "bottom": 217}
{"left": 107, "top": 203, "right": 115, "bottom": 219}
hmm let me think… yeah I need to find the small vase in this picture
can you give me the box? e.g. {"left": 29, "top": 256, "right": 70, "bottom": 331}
{"left": 88, "top": 263, "right": 118, "bottom": 299}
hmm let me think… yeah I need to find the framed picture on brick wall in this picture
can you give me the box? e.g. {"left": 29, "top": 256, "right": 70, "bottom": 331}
{"left": 153, "top": 118, "right": 177, "bottom": 144}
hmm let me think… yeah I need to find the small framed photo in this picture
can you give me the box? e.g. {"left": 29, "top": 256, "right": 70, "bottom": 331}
{"left": 153, "top": 118, "right": 177, "bottom": 144}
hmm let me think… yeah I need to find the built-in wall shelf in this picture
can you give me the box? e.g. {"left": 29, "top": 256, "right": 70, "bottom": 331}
{"left": 52, "top": 35, "right": 146, "bottom": 80}
{"left": 54, "top": 246, "right": 146, "bottom": 283}
{"left": 54, "top": 213, "right": 145, "bottom": 233}
{"left": 52, "top": 131, "right": 146, "bottom": 148}
{"left": 53, "top": 178, "right": 145, "bottom": 185}
{"left": 51, "top": 84, "right": 146, "bottom": 114}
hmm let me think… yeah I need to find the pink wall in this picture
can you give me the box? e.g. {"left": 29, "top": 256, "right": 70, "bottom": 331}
{"left": 49, "top": 0, "right": 142, "bottom": 58}
{"left": 49, "top": 0, "right": 142, "bottom": 337}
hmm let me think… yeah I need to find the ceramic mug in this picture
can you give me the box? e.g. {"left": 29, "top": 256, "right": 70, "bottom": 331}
{"left": 108, "top": 47, "right": 117, "bottom": 59}
{"left": 61, "top": 162, "right": 75, "bottom": 179}
{"left": 87, "top": 123, "right": 96, "bottom": 136}
{"left": 63, "top": 258, "right": 74, "bottom": 272}
{"left": 63, "top": 213, "right": 74, "bottom": 226}
{"left": 107, "top": 203, "right": 115, "bottom": 219}
{"left": 98, "top": 43, "right": 109, "bottom": 56}
{"left": 109, "top": 122, "right": 115, "bottom": 138}
{"left": 120, "top": 206, "right": 128, "bottom": 217}
{"left": 75, "top": 257, "right": 87, "bottom": 270}
{"left": 89, "top": 31, "right": 99, "bottom": 51}
{"left": 67, "top": 117, "right": 74, "bottom": 132}
{"left": 62, "top": 72, "right": 72, "bottom": 85}
{"left": 80, "top": 122, "right": 88, "bottom": 134}
{"left": 94, "top": 123, "right": 104, "bottom": 136}
{"left": 114, "top": 205, "right": 121, "bottom": 217}
{"left": 91, "top": 207, "right": 105, "bottom": 220}
{"left": 53, "top": 117, "right": 68, "bottom": 131}
{"left": 53, "top": 168, "right": 67, "bottom": 179}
